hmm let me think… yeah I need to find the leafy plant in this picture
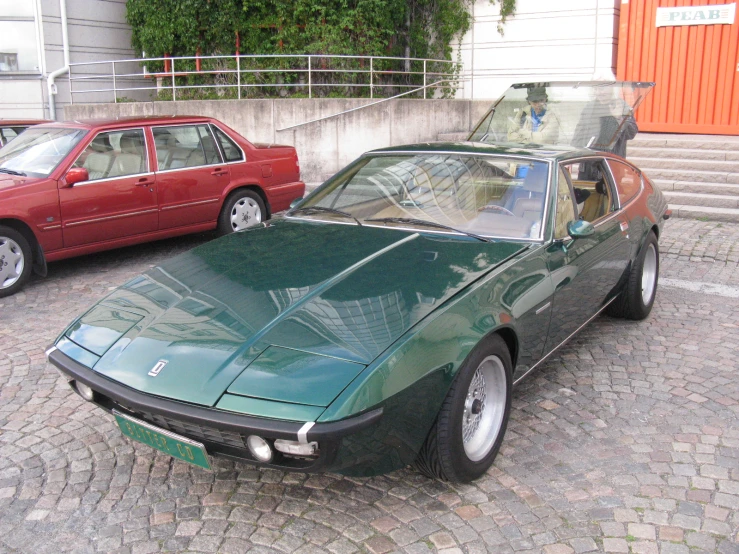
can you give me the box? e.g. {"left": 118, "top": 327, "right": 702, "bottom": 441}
{"left": 126, "top": 0, "right": 515, "bottom": 99}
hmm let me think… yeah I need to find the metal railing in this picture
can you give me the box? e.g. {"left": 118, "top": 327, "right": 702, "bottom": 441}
{"left": 67, "top": 54, "right": 463, "bottom": 104}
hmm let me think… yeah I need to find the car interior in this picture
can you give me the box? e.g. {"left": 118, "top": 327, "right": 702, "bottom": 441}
{"left": 75, "top": 130, "right": 147, "bottom": 180}
{"left": 153, "top": 125, "right": 222, "bottom": 171}
{"left": 563, "top": 159, "right": 615, "bottom": 223}
{"left": 305, "top": 156, "right": 550, "bottom": 239}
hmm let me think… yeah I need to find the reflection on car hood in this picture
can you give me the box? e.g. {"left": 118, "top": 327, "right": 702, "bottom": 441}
{"left": 0, "top": 173, "right": 41, "bottom": 191}
{"left": 64, "top": 221, "right": 526, "bottom": 407}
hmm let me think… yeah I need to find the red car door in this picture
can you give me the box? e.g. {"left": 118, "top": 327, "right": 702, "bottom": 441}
{"left": 151, "top": 124, "right": 230, "bottom": 230}
{"left": 59, "top": 128, "right": 158, "bottom": 248}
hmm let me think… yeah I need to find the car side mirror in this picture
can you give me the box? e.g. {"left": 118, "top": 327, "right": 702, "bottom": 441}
{"left": 289, "top": 198, "right": 303, "bottom": 210}
{"left": 568, "top": 219, "right": 595, "bottom": 239}
{"left": 559, "top": 220, "right": 594, "bottom": 252}
{"left": 65, "top": 167, "right": 89, "bottom": 187}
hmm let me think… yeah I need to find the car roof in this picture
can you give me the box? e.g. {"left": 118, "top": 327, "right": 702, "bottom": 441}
{"left": 36, "top": 115, "right": 214, "bottom": 131}
{"left": 0, "top": 119, "right": 52, "bottom": 126}
{"left": 367, "top": 141, "right": 595, "bottom": 161}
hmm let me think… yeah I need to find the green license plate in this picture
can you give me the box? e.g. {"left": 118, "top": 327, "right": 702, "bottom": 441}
{"left": 113, "top": 410, "right": 212, "bottom": 470}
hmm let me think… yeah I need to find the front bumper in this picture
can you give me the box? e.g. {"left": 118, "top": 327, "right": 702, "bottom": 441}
{"left": 47, "top": 347, "right": 383, "bottom": 472}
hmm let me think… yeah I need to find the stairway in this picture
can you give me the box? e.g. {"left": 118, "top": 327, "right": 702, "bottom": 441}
{"left": 627, "top": 133, "right": 739, "bottom": 223}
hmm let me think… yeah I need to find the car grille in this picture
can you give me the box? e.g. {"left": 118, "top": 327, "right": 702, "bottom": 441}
{"left": 97, "top": 394, "right": 249, "bottom": 450}
{"left": 135, "top": 409, "right": 248, "bottom": 450}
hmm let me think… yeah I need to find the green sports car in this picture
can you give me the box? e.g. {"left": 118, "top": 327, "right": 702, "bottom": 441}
{"left": 47, "top": 82, "right": 669, "bottom": 483}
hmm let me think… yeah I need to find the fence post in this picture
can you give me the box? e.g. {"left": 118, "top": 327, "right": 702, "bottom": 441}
{"left": 370, "top": 57, "right": 373, "bottom": 99}
{"left": 423, "top": 59, "right": 427, "bottom": 99}
{"left": 237, "top": 55, "right": 241, "bottom": 100}
{"left": 171, "top": 58, "right": 176, "bottom": 101}
{"left": 308, "top": 56, "right": 312, "bottom": 99}
{"left": 112, "top": 61, "right": 117, "bottom": 103}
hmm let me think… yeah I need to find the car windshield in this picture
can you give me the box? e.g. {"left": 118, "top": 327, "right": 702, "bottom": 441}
{"left": 293, "top": 154, "right": 550, "bottom": 240}
{"left": 0, "top": 127, "right": 87, "bottom": 178}
{"left": 469, "top": 81, "right": 654, "bottom": 151}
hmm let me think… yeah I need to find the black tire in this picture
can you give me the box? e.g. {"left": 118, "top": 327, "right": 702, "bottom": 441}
{"left": 607, "top": 231, "right": 659, "bottom": 320}
{"left": 217, "top": 189, "right": 267, "bottom": 235}
{"left": 0, "top": 226, "right": 33, "bottom": 298}
{"left": 414, "top": 334, "right": 513, "bottom": 483}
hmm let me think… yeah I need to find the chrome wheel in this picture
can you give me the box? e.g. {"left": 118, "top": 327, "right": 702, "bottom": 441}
{"left": 0, "top": 236, "right": 25, "bottom": 290}
{"left": 641, "top": 243, "right": 657, "bottom": 305}
{"left": 462, "top": 355, "right": 507, "bottom": 462}
{"left": 230, "top": 197, "right": 262, "bottom": 231}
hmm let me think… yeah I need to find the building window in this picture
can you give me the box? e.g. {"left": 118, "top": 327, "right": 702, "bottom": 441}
{"left": 0, "top": 3, "right": 41, "bottom": 74}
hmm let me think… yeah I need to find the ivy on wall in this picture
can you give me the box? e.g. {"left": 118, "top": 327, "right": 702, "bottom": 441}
{"left": 127, "top": 0, "right": 478, "bottom": 60}
{"left": 125, "top": 0, "right": 515, "bottom": 99}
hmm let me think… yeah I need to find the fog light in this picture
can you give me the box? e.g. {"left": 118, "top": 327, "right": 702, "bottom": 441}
{"left": 74, "top": 381, "right": 95, "bottom": 402}
{"left": 246, "top": 435, "right": 273, "bottom": 463}
{"left": 274, "top": 439, "right": 319, "bottom": 457}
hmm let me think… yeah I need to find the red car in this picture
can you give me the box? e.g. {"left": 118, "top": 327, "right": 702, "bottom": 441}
{"left": 0, "top": 116, "right": 304, "bottom": 297}
{"left": 0, "top": 119, "right": 51, "bottom": 147}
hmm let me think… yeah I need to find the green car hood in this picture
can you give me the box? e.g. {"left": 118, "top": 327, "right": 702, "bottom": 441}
{"left": 63, "top": 221, "right": 525, "bottom": 407}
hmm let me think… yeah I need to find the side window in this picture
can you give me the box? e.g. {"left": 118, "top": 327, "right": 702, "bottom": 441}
{"left": 554, "top": 167, "right": 576, "bottom": 239}
{"left": 212, "top": 125, "right": 244, "bottom": 162}
{"left": 564, "top": 158, "right": 614, "bottom": 223}
{"left": 0, "top": 127, "right": 22, "bottom": 146}
{"left": 152, "top": 124, "right": 223, "bottom": 171}
{"left": 607, "top": 160, "right": 641, "bottom": 205}
{"left": 72, "top": 129, "right": 148, "bottom": 181}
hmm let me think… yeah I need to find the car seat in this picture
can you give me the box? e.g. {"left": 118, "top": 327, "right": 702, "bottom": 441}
{"left": 579, "top": 178, "right": 610, "bottom": 222}
{"left": 508, "top": 163, "right": 547, "bottom": 219}
{"left": 109, "top": 133, "right": 145, "bottom": 177}
{"left": 83, "top": 152, "right": 112, "bottom": 180}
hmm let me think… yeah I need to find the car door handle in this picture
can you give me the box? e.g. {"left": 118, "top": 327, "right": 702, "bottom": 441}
{"left": 211, "top": 168, "right": 228, "bottom": 176}
{"left": 135, "top": 178, "right": 155, "bottom": 186}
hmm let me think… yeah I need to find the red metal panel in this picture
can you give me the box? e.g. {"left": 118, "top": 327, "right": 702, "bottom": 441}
{"left": 617, "top": 0, "right": 739, "bottom": 135}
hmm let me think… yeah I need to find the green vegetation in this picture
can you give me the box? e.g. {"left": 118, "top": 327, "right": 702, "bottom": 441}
{"left": 125, "top": 0, "right": 514, "bottom": 99}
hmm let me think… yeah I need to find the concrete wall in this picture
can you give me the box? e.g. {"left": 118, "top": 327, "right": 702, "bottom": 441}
{"left": 65, "top": 98, "right": 492, "bottom": 183}
{"left": 456, "top": 0, "right": 620, "bottom": 100}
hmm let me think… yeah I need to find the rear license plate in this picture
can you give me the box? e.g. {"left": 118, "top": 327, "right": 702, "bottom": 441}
{"left": 113, "top": 410, "right": 212, "bottom": 470}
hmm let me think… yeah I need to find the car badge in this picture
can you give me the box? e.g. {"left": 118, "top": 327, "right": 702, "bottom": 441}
{"left": 148, "top": 360, "right": 168, "bottom": 377}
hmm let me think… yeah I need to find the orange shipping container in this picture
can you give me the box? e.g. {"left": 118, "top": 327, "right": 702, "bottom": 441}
{"left": 617, "top": 0, "right": 739, "bottom": 135}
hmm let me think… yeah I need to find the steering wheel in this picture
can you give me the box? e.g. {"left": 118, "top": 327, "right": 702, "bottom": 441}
{"left": 479, "top": 203, "right": 515, "bottom": 216}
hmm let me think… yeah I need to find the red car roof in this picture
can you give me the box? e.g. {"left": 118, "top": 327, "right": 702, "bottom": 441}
{"left": 38, "top": 115, "right": 214, "bottom": 131}
{"left": 0, "top": 119, "right": 52, "bottom": 126}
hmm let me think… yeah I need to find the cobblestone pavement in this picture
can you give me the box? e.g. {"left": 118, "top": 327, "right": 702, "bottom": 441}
{"left": 1, "top": 219, "right": 738, "bottom": 554}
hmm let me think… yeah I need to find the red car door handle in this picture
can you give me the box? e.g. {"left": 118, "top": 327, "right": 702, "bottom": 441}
{"left": 211, "top": 168, "right": 227, "bottom": 176}
{"left": 135, "top": 178, "right": 155, "bottom": 186}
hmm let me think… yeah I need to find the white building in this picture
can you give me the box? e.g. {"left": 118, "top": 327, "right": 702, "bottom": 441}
{"left": 0, "top": 0, "right": 620, "bottom": 118}
{"left": 455, "top": 0, "right": 621, "bottom": 99}
{"left": 0, "top": 0, "right": 135, "bottom": 119}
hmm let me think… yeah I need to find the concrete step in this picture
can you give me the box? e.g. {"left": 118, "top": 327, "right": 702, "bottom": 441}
{"left": 663, "top": 191, "right": 739, "bottom": 209}
{"left": 653, "top": 180, "right": 739, "bottom": 196}
{"left": 628, "top": 147, "right": 739, "bottom": 161}
{"left": 667, "top": 204, "right": 739, "bottom": 223}
{"left": 631, "top": 133, "right": 739, "bottom": 151}
{"left": 630, "top": 156, "right": 739, "bottom": 172}
{"left": 642, "top": 167, "right": 739, "bottom": 184}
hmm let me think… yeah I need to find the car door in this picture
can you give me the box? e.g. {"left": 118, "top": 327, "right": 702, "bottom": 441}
{"left": 606, "top": 158, "right": 644, "bottom": 258}
{"left": 152, "top": 124, "right": 230, "bottom": 230}
{"left": 544, "top": 158, "right": 631, "bottom": 353}
{"left": 59, "top": 128, "right": 158, "bottom": 248}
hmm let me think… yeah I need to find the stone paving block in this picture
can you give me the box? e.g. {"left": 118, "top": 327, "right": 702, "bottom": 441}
{"left": 0, "top": 221, "right": 739, "bottom": 553}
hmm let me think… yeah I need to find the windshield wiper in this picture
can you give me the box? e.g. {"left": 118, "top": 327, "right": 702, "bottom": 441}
{"left": 364, "top": 217, "right": 489, "bottom": 243}
{"left": 289, "top": 206, "right": 362, "bottom": 226}
{"left": 0, "top": 168, "right": 26, "bottom": 177}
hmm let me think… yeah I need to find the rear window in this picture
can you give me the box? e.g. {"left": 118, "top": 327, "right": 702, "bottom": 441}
{"left": 212, "top": 126, "right": 244, "bottom": 162}
{"left": 607, "top": 160, "right": 642, "bottom": 205}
